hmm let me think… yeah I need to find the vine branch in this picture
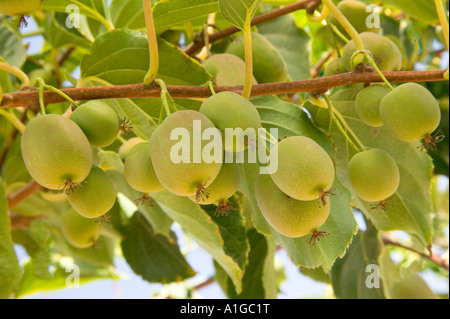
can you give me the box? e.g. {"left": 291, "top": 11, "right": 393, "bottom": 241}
{"left": 383, "top": 237, "right": 449, "bottom": 272}
{"left": 183, "top": 0, "right": 322, "bottom": 56}
{"left": 1, "top": 70, "right": 446, "bottom": 109}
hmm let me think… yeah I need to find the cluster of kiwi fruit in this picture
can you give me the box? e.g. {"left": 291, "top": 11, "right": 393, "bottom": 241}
{"left": 21, "top": 101, "right": 120, "bottom": 248}
{"left": 322, "top": 1, "right": 442, "bottom": 209}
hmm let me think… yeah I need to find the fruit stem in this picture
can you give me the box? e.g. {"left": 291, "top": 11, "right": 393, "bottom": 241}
{"left": 0, "top": 110, "right": 25, "bottom": 133}
{"left": 0, "top": 62, "right": 30, "bottom": 88}
{"left": 143, "top": 0, "right": 160, "bottom": 86}
{"left": 154, "top": 79, "right": 173, "bottom": 117}
{"left": 45, "top": 83, "right": 80, "bottom": 108}
{"left": 70, "top": 0, "right": 114, "bottom": 31}
{"left": 206, "top": 81, "right": 216, "bottom": 95}
{"left": 352, "top": 50, "right": 395, "bottom": 90}
{"left": 324, "top": 95, "right": 365, "bottom": 152}
{"left": 37, "top": 78, "right": 46, "bottom": 115}
{"left": 322, "top": 0, "right": 365, "bottom": 51}
{"left": 307, "top": 5, "right": 330, "bottom": 22}
{"left": 242, "top": 21, "right": 254, "bottom": 99}
{"left": 184, "top": 21, "right": 196, "bottom": 42}
{"left": 435, "top": 0, "right": 450, "bottom": 50}
{"left": 327, "top": 21, "right": 350, "bottom": 44}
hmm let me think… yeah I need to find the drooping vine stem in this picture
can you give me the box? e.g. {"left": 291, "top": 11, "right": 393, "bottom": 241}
{"left": 154, "top": 79, "right": 173, "bottom": 118}
{"left": 434, "top": 0, "right": 449, "bottom": 50}
{"left": 37, "top": 78, "right": 79, "bottom": 113}
{"left": 324, "top": 95, "right": 363, "bottom": 152}
{"left": 352, "top": 50, "right": 395, "bottom": 90}
{"left": 143, "top": 0, "right": 159, "bottom": 86}
{"left": 0, "top": 62, "right": 30, "bottom": 88}
{"left": 332, "top": 104, "right": 367, "bottom": 152}
{"left": 322, "top": 0, "right": 365, "bottom": 51}
{"left": 38, "top": 79, "right": 46, "bottom": 115}
{"left": 0, "top": 110, "right": 25, "bottom": 133}
{"left": 242, "top": 22, "right": 254, "bottom": 99}
{"left": 307, "top": 5, "right": 330, "bottom": 22}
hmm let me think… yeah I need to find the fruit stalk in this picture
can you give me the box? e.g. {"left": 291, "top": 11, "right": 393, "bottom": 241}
{"left": 434, "top": 0, "right": 449, "bottom": 50}
{"left": 242, "top": 22, "right": 254, "bottom": 99}
{"left": 0, "top": 62, "right": 30, "bottom": 87}
{"left": 322, "top": 0, "right": 364, "bottom": 51}
{"left": 324, "top": 95, "right": 363, "bottom": 152}
{"left": 0, "top": 109, "right": 25, "bottom": 133}
{"left": 307, "top": 5, "right": 330, "bottom": 22}
{"left": 143, "top": 0, "right": 159, "bottom": 86}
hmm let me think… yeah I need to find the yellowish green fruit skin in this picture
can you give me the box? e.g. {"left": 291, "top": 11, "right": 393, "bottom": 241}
{"left": 329, "top": 0, "right": 380, "bottom": 35}
{"left": 118, "top": 137, "right": 146, "bottom": 159}
{"left": 61, "top": 208, "right": 101, "bottom": 249}
{"left": 199, "top": 91, "right": 261, "bottom": 153}
{"left": 324, "top": 58, "right": 347, "bottom": 77}
{"left": 355, "top": 85, "right": 390, "bottom": 127}
{"left": 343, "top": 32, "right": 402, "bottom": 71}
{"left": 189, "top": 162, "right": 240, "bottom": 205}
{"left": 149, "top": 111, "right": 222, "bottom": 197}
{"left": 67, "top": 166, "right": 116, "bottom": 219}
{"left": 348, "top": 149, "right": 400, "bottom": 202}
{"left": 256, "top": 174, "right": 330, "bottom": 238}
{"left": 380, "top": 83, "right": 441, "bottom": 142}
{"left": 203, "top": 54, "right": 257, "bottom": 87}
{"left": 71, "top": 101, "right": 120, "bottom": 148}
{"left": 225, "top": 32, "right": 288, "bottom": 83}
{"left": 270, "top": 136, "right": 335, "bottom": 201}
{"left": 21, "top": 114, "right": 93, "bottom": 190}
{"left": 0, "top": 0, "right": 43, "bottom": 16}
{"left": 124, "top": 142, "right": 164, "bottom": 193}
{"left": 390, "top": 275, "right": 438, "bottom": 299}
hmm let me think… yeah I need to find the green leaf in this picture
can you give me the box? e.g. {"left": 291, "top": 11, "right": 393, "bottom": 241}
{"left": 153, "top": 0, "right": 220, "bottom": 34}
{"left": 380, "top": 0, "right": 438, "bottom": 23}
{"left": 258, "top": 14, "right": 311, "bottom": 81}
{"left": 12, "top": 221, "right": 52, "bottom": 279}
{"left": 215, "top": 229, "right": 277, "bottom": 298}
{"left": 320, "top": 86, "right": 434, "bottom": 245}
{"left": 219, "top": 0, "right": 262, "bottom": 30}
{"left": 202, "top": 196, "right": 250, "bottom": 270}
{"left": 121, "top": 212, "right": 195, "bottom": 283}
{"left": 15, "top": 260, "right": 118, "bottom": 299}
{"left": 44, "top": 12, "right": 91, "bottom": 49}
{"left": 331, "top": 222, "right": 385, "bottom": 299}
{"left": 0, "top": 181, "right": 22, "bottom": 299}
{"left": 0, "top": 22, "right": 26, "bottom": 68}
{"left": 152, "top": 191, "right": 246, "bottom": 293}
{"left": 81, "top": 29, "right": 211, "bottom": 86}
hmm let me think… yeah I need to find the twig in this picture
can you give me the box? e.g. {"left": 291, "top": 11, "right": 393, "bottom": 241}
{"left": 311, "top": 49, "right": 334, "bottom": 77}
{"left": 183, "top": 0, "right": 322, "bottom": 56}
{"left": 1, "top": 70, "right": 446, "bottom": 109}
{"left": 9, "top": 212, "right": 44, "bottom": 230}
{"left": 0, "top": 110, "right": 27, "bottom": 168}
{"left": 383, "top": 237, "right": 449, "bottom": 272}
{"left": 7, "top": 180, "right": 44, "bottom": 210}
